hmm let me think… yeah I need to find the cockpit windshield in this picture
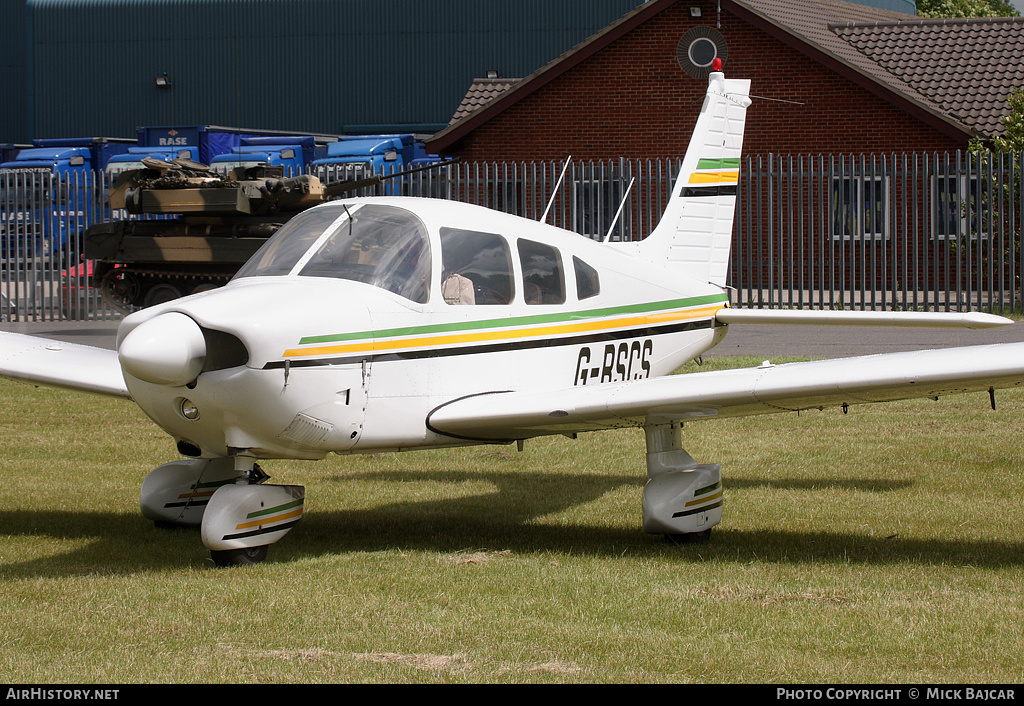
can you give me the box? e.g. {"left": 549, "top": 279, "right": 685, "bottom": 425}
{"left": 234, "top": 204, "right": 432, "bottom": 304}
{"left": 234, "top": 207, "right": 346, "bottom": 279}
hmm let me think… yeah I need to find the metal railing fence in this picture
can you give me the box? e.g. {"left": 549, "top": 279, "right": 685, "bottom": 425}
{"left": 1, "top": 168, "right": 120, "bottom": 321}
{"left": 2, "top": 150, "right": 1021, "bottom": 322}
{"left": 733, "top": 151, "right": 1023, "bottom": 313}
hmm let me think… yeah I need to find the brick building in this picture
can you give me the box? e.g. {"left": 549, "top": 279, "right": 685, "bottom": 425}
{"left": 427, "top": 0, "right": 1024, "bottom": 312}
{"left": 428, "top": 0, "right": 1024, "bottom": 161}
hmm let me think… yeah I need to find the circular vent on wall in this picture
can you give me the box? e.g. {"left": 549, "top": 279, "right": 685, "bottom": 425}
{"left": 677, "top": 26, "right": 728, "bottom": 79}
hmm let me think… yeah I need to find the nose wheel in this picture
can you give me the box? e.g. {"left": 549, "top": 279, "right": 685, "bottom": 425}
{"left": 210, "top": 545, "right": 269, "bottom": 567}
{"left": 664, "top": 529, "right": 713, "bottom": 545}
{"left": 200, "top": 458, "right": 304, "bottom": 568}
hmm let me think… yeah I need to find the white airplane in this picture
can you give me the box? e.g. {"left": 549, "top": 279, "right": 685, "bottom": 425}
{"left": 3, "top": 68, "right": 1024, "bottom": 566}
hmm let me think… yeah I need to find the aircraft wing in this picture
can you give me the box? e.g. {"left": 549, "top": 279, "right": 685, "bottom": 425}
{"left": 0, "top": 332, "right": 130, "bottom": 398}
{"left": 427, "top": 343, "right": 1024, "bottom": 442}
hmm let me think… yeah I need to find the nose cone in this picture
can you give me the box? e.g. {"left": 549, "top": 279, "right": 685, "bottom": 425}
{"left": 118, "top": 312, "right": 207, "bottom": 386}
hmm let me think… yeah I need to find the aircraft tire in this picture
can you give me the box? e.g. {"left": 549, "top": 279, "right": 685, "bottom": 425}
{"left": 663, "top": 529, "right": 712, "bottom": 545}
{"left": 153, "top": 520, "right": 190, "bottom": 531}
{"left": 210, "top": 545, "right": 269, "bottom": 567}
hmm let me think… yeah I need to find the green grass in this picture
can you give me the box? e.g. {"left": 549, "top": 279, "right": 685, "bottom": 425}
{"left": 2, "top": 365, "right": 1024, "bottom": 683}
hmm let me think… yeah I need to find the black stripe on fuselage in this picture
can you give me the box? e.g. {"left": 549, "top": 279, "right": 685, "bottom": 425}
{"left": 264, "top": 318, "right": 718, "bottom": 370}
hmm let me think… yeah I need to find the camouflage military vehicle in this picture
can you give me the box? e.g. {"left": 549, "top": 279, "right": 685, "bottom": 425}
{"left": 85, "top": 157, "right": 438, "bottom": 313}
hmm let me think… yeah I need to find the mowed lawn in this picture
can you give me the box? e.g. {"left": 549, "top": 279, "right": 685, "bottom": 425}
{"left": 1, "top": 360, "right": 1023, "bottom": 683}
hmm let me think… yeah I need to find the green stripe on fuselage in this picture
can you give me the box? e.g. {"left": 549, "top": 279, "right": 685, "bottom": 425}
{"left": 297, "top": 293, "right": 729, "bottom": 345}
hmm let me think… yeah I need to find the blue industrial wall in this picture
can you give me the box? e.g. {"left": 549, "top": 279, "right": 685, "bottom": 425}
{"left": 8, "top": 0, "right": 921, "bottom": 143}
{"left": 1, "top": 0, "right": 26, "bottom": 142}
{"left": 20, "top": 0, "right": 647, "bottom": 141}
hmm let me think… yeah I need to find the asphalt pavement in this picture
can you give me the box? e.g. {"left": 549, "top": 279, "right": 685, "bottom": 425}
{"left": 0, "top": 320, "right": 122, "bottom": 350}
{"left": 3, "top": 318, "right": 1024, "bottom": 358}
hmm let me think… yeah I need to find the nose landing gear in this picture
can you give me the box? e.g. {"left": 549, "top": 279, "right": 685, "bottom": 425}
{"left": 200, "top": 458, "right": 304, "bottom": 567}
{"left": 140, "top": 455, "right": 304, "bottom": 567}
{"left": 209, "top": 544, "right": 270, "bottom": 567}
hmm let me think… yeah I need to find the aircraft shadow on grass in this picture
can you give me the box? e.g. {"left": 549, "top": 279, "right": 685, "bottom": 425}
{"left": 0, "top": 468, "right": 1018, "bottom": 577}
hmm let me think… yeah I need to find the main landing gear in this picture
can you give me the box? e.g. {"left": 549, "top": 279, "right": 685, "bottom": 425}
{"left": 137, "top": 425, "right": 716, "bottom": 565}
{"left": 641, "top": 423, "right": 723, "bottom": 543}
{"left": 140, "top": 456, "right": 304, "bottom": 567}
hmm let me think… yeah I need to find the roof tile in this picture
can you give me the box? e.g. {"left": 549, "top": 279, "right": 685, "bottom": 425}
{"left": 830, "top": 16, "right": 1024, "bottom": 136}
{"left": 449, "top": 78, "right": 523, "bottom": 124}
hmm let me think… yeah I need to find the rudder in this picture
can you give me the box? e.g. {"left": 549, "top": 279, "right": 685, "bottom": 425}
{"left": 640, "top": 68, "right": 751, "bottom": 287}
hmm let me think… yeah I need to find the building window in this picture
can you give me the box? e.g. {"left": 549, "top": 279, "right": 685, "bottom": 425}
{"left": 831, "top": 176, "right": 888, "bottom": 241}
{"left": 572, "top": 168, "right": 631, "bottom": 241}
{"left": 933, "top": 174, "right": 989, "bottom": 240}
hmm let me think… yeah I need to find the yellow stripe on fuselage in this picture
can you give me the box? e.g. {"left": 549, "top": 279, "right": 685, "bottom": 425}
{"left": 283, "top": 304, "right": 725, "bottom": 359}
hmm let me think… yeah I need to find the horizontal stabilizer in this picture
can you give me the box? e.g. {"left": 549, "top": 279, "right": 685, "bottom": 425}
{"left": 716, "top": 308, "right": 1012, "bottom": 329}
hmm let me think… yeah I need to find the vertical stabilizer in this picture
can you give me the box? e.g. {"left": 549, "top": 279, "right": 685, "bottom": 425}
{"left": 640, "top": 70, "right": 751, "bottom": 287}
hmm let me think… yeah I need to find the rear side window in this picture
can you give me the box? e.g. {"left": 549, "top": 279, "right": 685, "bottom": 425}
{"left": 440, "top": 228, "right": 514, "bottom": 305}
{"left": 518, "top": 239, "right": 565, "bottom": 305}
{"left": 574, "top": 256, "right": 600, "bottom": 300}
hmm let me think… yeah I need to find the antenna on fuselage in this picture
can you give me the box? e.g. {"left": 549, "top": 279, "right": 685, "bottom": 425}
{"left": 602, "top": 177, "right": 635, "bottom": 243}
{"left": 540, "top": 156, "right": 572, "bottom": 224}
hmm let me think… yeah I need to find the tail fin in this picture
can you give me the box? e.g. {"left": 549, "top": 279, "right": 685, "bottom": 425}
{"left": 640, "top": 70, "right": 751, "bottom": 287}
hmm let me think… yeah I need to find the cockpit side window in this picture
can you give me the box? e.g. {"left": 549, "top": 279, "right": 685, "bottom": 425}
{"left": 298, "top": 205, "right": 431, "bottom": 304}
{"left": 518, "top": 239, "right": 565, "bottom": 305}
{"left": 573, "top": 256, "right": 601, "bottom": 300}
{"left": 439, "top": 228, "right": 514, "bottom": 305}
